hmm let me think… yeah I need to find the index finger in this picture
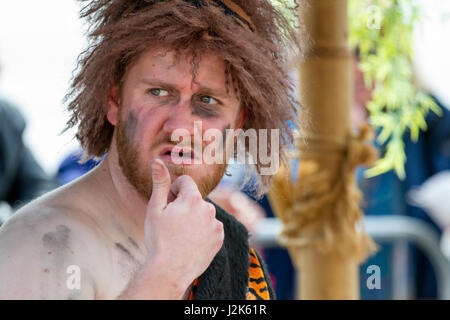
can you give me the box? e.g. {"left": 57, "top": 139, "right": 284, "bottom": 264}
{"left": 169, "top": 175, "right": 202, "bottom": 201}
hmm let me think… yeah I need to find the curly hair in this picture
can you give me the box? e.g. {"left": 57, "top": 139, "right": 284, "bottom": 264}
{"left": 64, "top": 0, "right": 304, "bottom": 195}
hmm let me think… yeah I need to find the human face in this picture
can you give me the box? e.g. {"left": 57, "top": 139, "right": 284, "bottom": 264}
{"left": 107, "top": 47, "right": 243, "bottom": 200}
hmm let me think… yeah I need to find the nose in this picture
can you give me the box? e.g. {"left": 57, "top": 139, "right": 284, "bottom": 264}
{"left": 162, "top": 101, "right": 196, "bottom": 138}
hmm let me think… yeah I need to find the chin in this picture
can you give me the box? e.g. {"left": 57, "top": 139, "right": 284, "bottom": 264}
{"left": 165, "top": 162, "right": 193, "bottom": 176}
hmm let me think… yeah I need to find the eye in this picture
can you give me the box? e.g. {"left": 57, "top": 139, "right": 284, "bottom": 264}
{"left": 199, "top": 96, "right": 218, "bottom": 105}
{"left": 149, "top": 88, "right": 169, "bottom": 97}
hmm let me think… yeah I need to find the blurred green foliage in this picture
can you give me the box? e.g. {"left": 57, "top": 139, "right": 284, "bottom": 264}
{"left": 272, "top": 0, "right": 442, "bottom": 179}
{"left": 349, "top": 0, "right": 442, "bottom": 179}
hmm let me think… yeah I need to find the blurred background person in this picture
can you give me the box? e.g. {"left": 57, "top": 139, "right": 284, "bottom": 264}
{"left": 354, "top": 46, "right": 450, "bottom": 298}
{"left": 0, "top": 61, "right": 57, "bottom": 226}
{"left": 56, "top": 150, "right": 102, "bottom": 186}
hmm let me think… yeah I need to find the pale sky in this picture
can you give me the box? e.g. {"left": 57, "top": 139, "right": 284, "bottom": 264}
{"left": 413, "top": 0, "right": 450, "bottom": 109}
{"left": 0, "top": 0, "right": 449, "bottom": 175}
{"left": 0, "top": 0, "right": 86, "bottom": 174}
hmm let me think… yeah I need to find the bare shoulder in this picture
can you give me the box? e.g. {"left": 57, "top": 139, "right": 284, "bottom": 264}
{"left": 0, "top": 188, "right": 112, "bottom": 299}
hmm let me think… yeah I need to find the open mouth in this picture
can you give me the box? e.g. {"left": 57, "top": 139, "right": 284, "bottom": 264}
{"left": 159, "top": 146, "right": 197, "bottom": 164}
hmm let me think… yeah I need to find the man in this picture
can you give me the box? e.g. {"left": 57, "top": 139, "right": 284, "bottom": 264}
{"left": 0, "top": 0, "right": 301, "bottom": 299}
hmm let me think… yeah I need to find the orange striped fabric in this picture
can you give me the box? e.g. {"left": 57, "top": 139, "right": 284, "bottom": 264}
{"left": 189, "top": 247, "right": 270, "bottom": 300}
{"left": 246, "top": 247, "right": 270, "bottom": 300}
{"left": 188, "top": 278, "right": 200, "bottom": 300}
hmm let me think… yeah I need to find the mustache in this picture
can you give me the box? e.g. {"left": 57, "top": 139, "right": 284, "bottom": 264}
{"left": 151, "top": 134, "right": 212, "bottom": 153}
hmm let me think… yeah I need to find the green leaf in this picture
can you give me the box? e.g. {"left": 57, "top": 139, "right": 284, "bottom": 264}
{"left": 350, "top": 0, "right": 434, "bottom": 180}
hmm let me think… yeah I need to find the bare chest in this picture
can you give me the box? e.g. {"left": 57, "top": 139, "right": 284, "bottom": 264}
{"left": 100, "top": 235, "right": 147, "bottom": 299}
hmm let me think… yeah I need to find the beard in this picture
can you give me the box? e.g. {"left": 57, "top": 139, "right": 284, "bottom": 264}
{"left": 115, "top": 113, "right": 227, "bottom": 202}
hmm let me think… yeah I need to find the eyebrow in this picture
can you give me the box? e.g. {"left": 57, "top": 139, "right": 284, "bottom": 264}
{"left": 139, "top": 78, "right": 232, "bottom": 100}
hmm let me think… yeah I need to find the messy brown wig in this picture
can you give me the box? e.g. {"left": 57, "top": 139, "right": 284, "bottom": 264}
{"left": 65, "top": 0, "right": 304, "bottom": 196}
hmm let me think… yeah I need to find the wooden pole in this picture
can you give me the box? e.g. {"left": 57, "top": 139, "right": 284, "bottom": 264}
{"left": 268, "top": 0, "right": 377, "bottom": 300}
{"left": 298, "top": 0, "right": 356, "bottom": 299}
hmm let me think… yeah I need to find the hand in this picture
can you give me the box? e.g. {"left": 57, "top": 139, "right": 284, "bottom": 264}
{"left": 143, "top": 159, "right": 224, "bottom": 289}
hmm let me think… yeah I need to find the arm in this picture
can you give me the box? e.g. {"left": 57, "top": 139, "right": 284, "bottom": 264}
{"left": 117, "top": 254, "right": 192, "bottom": 300}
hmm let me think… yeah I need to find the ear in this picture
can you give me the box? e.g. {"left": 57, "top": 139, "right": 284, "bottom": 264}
{"left": 236, "top": 108, "right": 247, "bottom": 129}
{"left": 107, "top": 86, "right": 120, "bottom": 126}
